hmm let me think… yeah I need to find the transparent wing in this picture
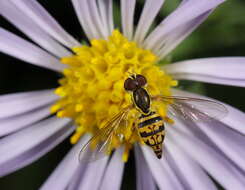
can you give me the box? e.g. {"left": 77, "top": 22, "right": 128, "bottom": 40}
{"left": 152, "top": 95, "right": 228, "bottom": 122}
{"left": 78, "top": 106, "right": 132, "bottom": 163}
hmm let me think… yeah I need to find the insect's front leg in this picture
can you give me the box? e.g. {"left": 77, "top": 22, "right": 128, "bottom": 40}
{"left": 163, "top": 116, "right": 174, "bottom": 125}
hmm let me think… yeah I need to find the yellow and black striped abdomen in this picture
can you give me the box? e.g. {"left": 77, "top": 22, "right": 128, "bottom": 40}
{"left": 138, "top": 112, "right": 165, "bottom": 159}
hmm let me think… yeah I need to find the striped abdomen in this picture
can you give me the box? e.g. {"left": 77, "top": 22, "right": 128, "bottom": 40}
{"left": 138, "top": 112, "right": 165, "bottom": 159}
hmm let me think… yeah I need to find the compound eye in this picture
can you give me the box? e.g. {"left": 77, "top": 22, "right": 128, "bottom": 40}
{"left": 135, "top": 74, "right": 147, "bottom": 87}
{"left": 124, "top": 78, "right": 137, "bottom": 91}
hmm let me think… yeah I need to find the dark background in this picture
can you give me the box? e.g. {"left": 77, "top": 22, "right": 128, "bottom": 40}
{"left": 0, "top": 0, "right": 245, "bottom": 189}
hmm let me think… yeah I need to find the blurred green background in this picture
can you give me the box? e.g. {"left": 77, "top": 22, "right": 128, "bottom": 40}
{"left": 0, "top": 0, "right": 244, "bottom": 189}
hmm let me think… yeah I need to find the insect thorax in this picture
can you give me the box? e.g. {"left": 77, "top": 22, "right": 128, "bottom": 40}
{"left": 132, "top": 87, "right": 151, "bottom": 114}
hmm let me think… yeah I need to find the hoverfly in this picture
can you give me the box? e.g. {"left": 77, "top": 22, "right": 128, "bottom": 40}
{"left": 79, "top": 74, "right": 228, "bottom": 162}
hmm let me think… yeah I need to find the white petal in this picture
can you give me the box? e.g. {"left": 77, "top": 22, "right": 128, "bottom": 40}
{"left": 172, "top": 89, "right": 245, "bottom": 135}
{"left": 40, "top": 135, "right": 90, "bottom": 190}
{"left": 0, "top": 105, "right": 51, "bottom": 137}
{"left": 0, "top": 1, "right": 71, "bottom": 58}
{"left": 10, "top": 0, "right": 80, "bottom": 48}
{"left": 168, "top": 125, "right": 245, "bottom": 190}
{"left": 165, "top": 57, "right": 245, "bottom": 87}
{"left": 134, "top": 145, "right": 157, "bottom": 190}
{"left": 121, "top": 0, "right": 136, "bottom": 40}
{"left": 98, "top": 0, "right": 114, "bottom": 35}
{"left": 157, "top": 11, "right": 211, "bottom": 58}
{"left": 0, "top": 117, "right": 72, "bottom": 177}
{"left": 0, "top": 89, "right": 57, "bottom": 119}
{"left": 144, "top": 0, "right": 225, "bottom": 51}
{"left": 100, "top": 148, "right": 125, "bottom": 190}
{"left": 166, "top": 140, "right": 217, "bottom": 190}
{"left": 0, "top": 28, "right": 66, "bottom": 72}
{"left": 134, "top": 0, "right": 165, "bottom": 45}
{"left": 141, "top": 145, "right": 184, "bottom": 190}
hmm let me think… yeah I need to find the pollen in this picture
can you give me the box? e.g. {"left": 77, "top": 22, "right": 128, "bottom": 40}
{"left": 51, "top": 30, "right": 177, "bottom": 161}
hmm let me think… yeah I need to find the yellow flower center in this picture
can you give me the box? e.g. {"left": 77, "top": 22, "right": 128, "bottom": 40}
{"left": 51, "top": 30, "right": 177, "bottom": 161}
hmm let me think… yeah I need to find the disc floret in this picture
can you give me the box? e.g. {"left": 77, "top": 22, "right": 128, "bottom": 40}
{"left": 52, "top": 30, "right": 177, "bottom": 161}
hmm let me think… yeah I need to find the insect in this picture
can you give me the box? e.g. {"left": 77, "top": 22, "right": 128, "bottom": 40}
{"left": 79, "top": 74, "right": 228, "bottom": 162}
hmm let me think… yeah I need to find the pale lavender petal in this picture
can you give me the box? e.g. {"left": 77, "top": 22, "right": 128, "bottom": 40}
{"left": 0, "top": 1, "right": 71, "bottom": 58}
{"left": 141, "top": 145, "right": 184, "bottom": 190}
{"left": 98, "top": 0, "right": 114, "bottom": 35}
{"left": 10, "top": 0, "right": 80, "bottom": 48}
{"left": 144, "top": 0, "right": 225, "bottom": 51}
{"left": 172, "top": 89, "right": 245, "bottom": 135}
{"left": 158, "top": 11, "right": 212, "bottom": 59}
{"left": 121, "top": 0, "right": 136, "bottom": 40}
{"left": 0, "top": 105, "right": 51, "bottom": 137}
{"left": 77, "top": 157, "right": 109, "bottom": 190}
{"left": 71, "top": 0, "right": 105, "bottom": 39}
{"left": 0, "top": 117, "right": 72, "bottom": 177}
{"left": 71, "top": 0, "right": 94, "bottom": 39}
{"left": 168, "top": 124, "right": 245, "bottom": 189}
{"left": 166, "top": 140, "right": 217, "bottom": 190}
{"left": 134, "top": 0, "right": 165, "bottom": 45}
{"left": 87, "top": 0, "right": 108, "bottom": 38}
{"left": 67, "top": 165, "right": 87, "bottom": 190}
{"left": 134, "top": 145, "right": 157, "bottom": 190}
{"left": 172, "top": 89, "right": 245, "bottom": 172}
{"left": 0, "top": 89, "right": 51, "bottom": 103}
{"left": 180, "top": 0, "right": 188, "bottom": 5}
{"left": 165, "top": 57, "right": 245, "bottom": 87}
{"left": 0, "top": 28, "right": 66, "bottom": 72}
{"left": 100, "top": 148, "right": 125, "bottom": 190}
{"left": 151, "top": 0, "right": 211, "bottom": 55}
{"left": 40, "top": 136, "right": 90, "bottom": 190}
{"left": 198, "top": 120, "right": 245, "bottom": 173}
{"left": 0, "top": 89, "right": 57, "bottom": 119}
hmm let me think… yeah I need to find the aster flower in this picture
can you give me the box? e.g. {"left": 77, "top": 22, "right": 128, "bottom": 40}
{"left": 0, "top": 0, "right": 245, "bottom": 189}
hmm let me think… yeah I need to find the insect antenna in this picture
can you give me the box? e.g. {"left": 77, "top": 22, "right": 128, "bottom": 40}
{"left": 127, "top": 69, "right": 137, "bottom": 79}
